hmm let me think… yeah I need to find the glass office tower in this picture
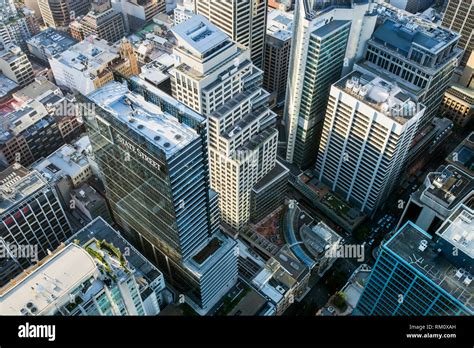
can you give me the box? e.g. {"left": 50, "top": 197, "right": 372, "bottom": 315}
{"left": 81, "top": 80, "right": 238, "bottom": 314}
{"left": 355, "top": 216, "right": 473, "bottom": 316}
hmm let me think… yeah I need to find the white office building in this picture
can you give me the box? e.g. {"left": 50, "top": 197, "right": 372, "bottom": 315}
{"left": 315, "top": 70, "right": 424, "bottom": 215}
{"left": 170, "top": 15, "right": 278, "bottom": 231}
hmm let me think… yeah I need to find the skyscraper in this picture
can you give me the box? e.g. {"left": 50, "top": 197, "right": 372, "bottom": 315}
{"left": 195, "top": 0, "right": 268, "bottom": 68}
{"left": 355, "top": 212, "right": 473, "bottom": 316}
{"left": 170, "top": 15, "right": 280, "bottom": 231}
{"left": 356, "top": 4, "right": 462, "bottom": 129}
{"left": 263, "top": 9, "right": 293, "bottom": 106}
{"left": 38, "top": 0, "right": 92, "bottom": 29}
{"left": 82, "top": 80, "right": 238, "bottom": 313}
{"left": 69, "top": 0, "right": 125, "bottom": 44}
{"left": 315, "top": 71, "right": 424, "bottom": 216}
{"left": 284, "top": 0, "right": 377, "bottom": 169}
{"left": 442, "top": 0, "right": 473, "bottom": 68}
{"left": 0, "top": 165, "right": 73, "bottom": 287}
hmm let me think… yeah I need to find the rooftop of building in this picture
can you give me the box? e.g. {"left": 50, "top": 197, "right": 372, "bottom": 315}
{"left": 274, "top": 246, "right": 310, "bottom": 282}
{"left": 301, "top": 221, "right": 342, "bottom": 257}
{"left": 253, "top": 161, "right": 289, "bottom": 193}
{"left": 385, "top": 221, "right": 472, "bottom": 310}
{"left": 71, "top": 183, "right": 104, "bottom": 207}
{"left": 172, "top": 14, "right": 230, "bottom": 57}
{"left": 374, "top": 4, "right": 460, "bottom": 55}
{"left": 12, "top": 76, "right": 61, "bottom": 103}
{"left": 446, "top": 132, "right": 474, "bottom": 176}
{"left": 0, "top": 243, "right": 97, "bottom": 315}
{"left": 252, "top": 250, "right": 309, "bottom": 304}
{"left": 185, "top": 232, "right": 237, "bottom": 276}
{"left": 312, "top": 19, "right": 350, "bottom": 38}
{"left": 0, "top": 166, "right": 47, "bottom": 214}
{"left": 71, "top": 217, "right": 163, "bottom": 287}
{"left": 52, "top": 36, "right": 119, "bottom": 74}
{"left": 0, "top": 74, "right": 18, "bottom": 98}
{"left": 139, "top": 54, "right": 176, "bottom": 85}
{"left": 26, "top": 28, "right": 77, "bottom": 57}
{"left": 436, "top": 204, "right": 473, "bottom": 260}
{"left": 267, "top": 9, "right": 293, "bottom": 41}
{"left": 335, "top": 70, "right": 424, "bottom": 124}
{"left": 88, "top": 81, "right": 199, "bottom": 158}
{"left": 0, "top": 46, "right": 25, "bottom": 63}
{"left": 0, "top": 99, "right": 51, "bottom": 142}
{"left": 33, "top": 140, "right": 90, "bottom": 182}
{"left": 227, "top": 287, "right": 268, "bottom": 316}
{"left": 445, "top": 84, "right": 474, "bottom": 105}
{"left": 423, "top": 164, "right": 473, "bottom": 210}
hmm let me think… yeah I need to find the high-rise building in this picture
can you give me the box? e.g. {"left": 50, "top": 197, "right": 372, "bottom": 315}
{"left": 0, "top": 165, "right": 73, "bottom": 287}
{"left": 195, "top": 0, "right": 268, "bottom": 68}
{"left": 356, "top": 4, "right": 462, "bottom": 129}
{"left": 38, "top": 0, "right": 92, "bottom": 29}
{"left": 70, "top": 0, "right": 125, "bottom": 44}
{"left": 388, "top": 0, "right": 434, "bottom": 14}
{"left": 81, "top": 80, "right": 238, "bottom": 314}
{"left": 49, "top": 36, "right": 139, "bottom": 95}
{"left": 354, "top": 215, "right": 473, "bottom": 316}
{"left": 440, "top": 52, "right": 474, "bottom": 128}
{"left": 0, "top": 217, "right": 167, "bottom": 316}
{"left": 0, "top": 46, "right": 34, "bottom": 87}
{"left": 262, "top": 9, "right": 293, "bottom": 106}
{"left": 284, "top": 0, "right": 377, "bottom": 169}
{"left": 111, "top": 0, "right": 166, "bottom": 32}
{"left": 441, "top": 0, "right": 473, "bottom": 68}
{"left": 315, "top": 71, "right": 424, "bottom": 216}
{"left": 170, "top": 15, "right": 280, "bottom": 231}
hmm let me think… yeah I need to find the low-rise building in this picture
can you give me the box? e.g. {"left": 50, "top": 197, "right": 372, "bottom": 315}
{"left": 300, "top": 221, "right": 343, "bottom": 276}
{"left": 71, "top": 183, "right": 112, "bottom": 223}
{"left": 252, "top": 247, "right": 310, "bottom": 315}
{"left": 49, "top": 36, "right": 139, "bottom": 95}
{"left": 398, "top": 132, "right": 474, "bottom": 234}
{"left": 26, "top": 28, "right": 77, "bottom": 64}
{"left": 0, "top": 46, "right": 34, "bottom": 87}
{"left": 0, "top": 217, "right": 167, "bottom": 316}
